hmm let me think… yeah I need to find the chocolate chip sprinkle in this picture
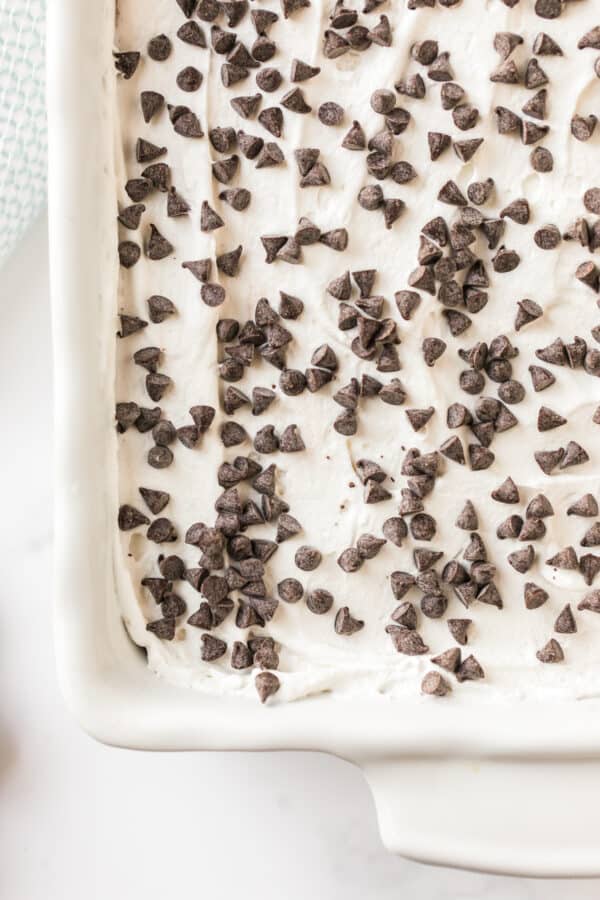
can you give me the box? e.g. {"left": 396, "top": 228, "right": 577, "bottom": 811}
{"left": 118, "top": 241, "right": 141, "bottom": 269}
{"left": 536, "top": 639, "right": 564, "bottom": 664}
{"left": 114, "top": 51, "right": 140, "bottom": 79}
{"left": 146, "top": 617, "right": 175, "bottom": 640}
{"left": 456, "top": 655, "right": 484, "bottom": 682}
{"left": 254, "top": 671, "right": 280, "bottom": 703}
{"left": 421, "top": 671, "right": 451, "bottom": 696}
{"left": 118, "top": 504, "right": 150, "bottom": 531}
{"left": 446, "top": 619, "right": 471, "bottom": 648}
{"left": 388, "top": 627, "right": 429, "bottom": 656}
{"left": 334, "top": 607, "right": 364, "bottom": 636}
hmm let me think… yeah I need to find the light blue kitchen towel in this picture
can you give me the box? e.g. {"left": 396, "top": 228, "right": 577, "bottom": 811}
{"left": 0, "top": 0, "right": 46, "bottom": 266}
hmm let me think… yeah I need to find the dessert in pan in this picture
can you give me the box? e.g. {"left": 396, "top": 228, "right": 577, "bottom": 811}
{"left": 114, "top": 0, "right": 600, "bottom": 704}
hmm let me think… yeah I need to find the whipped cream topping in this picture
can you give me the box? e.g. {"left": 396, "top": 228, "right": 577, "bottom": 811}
{"left": 115, "top": 0, "right": 600, "bottom": 702}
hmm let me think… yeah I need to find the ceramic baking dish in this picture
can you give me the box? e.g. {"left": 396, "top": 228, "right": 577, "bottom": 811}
{"left": 48, "top": 0, "right": 600, "bottom": 876}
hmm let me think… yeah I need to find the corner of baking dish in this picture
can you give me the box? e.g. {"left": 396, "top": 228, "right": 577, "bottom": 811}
{"left": 46, "top": 0, "right": 600, "bottom": 878}
{"left": 47, "top": 0, "right": 600, "bottom": 758}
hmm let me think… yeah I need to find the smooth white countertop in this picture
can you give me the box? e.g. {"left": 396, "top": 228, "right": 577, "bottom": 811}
{"left": 2, "top": 217, "right": 600, "bottom": 899}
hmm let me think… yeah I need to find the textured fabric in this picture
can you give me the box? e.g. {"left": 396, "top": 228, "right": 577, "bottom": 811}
{"left": 0, "top": 0, "right": 46, "bottom": 266}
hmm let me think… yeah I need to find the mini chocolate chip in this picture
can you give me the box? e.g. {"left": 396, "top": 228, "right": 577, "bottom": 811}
{"left": 335, "top": 607, "right": 364, "bottom": 636}
{"left": 136, "top": 407, "right": 162, "bottom": 436}
{"left": 136, "top": 489, "right": 169, "bottom": 518}
{"left": 145, "top": 373, "right": 171, "bottom": 403}
{"left": 152, "top": 419, "right": 175, "bottom": 446}
{"left": 158, "top": 555, "right": 185, "bottom": 583}
{"left": 428, "top": 131, "right": 450, "bottom": 161}
{"left": 576, "top": 261, "right": 600, "bottom": 292}
{"left": 421, "top": 671, "right": 451, "bottom": 696}
{"left": 491, "top": 476, "right": 519, "bottom": 504}
{"left": 118, "top": 240, "right": 141, "bottom": 269}
{"left": 534, "top": 31, "right": 562, "bottom": 54}
{"left": 391, "top": 601, "right": 417, "bottom": 630}
{"left": 125, "top": 178, "right": 153, "bottom": 203}
{"left": 274, "top": 513, "right": 302, "bottom": 545}
{"left": 258, "top": 106, "right": 283, "bottom": 138}
{"left": 580, "top": 556, "right": 600, "bottom": 587}
{"left": 459, "top": 369, "right": 485, "bottom": 395}
{"left": 534, "top": 225, "right": 561, "bottom": 250}
{"left": 118, "top": 504, "right": 150, "bottom": 531}
{"left": 252, "top": 35, "right": 276, "bottom": 62}
{"left": 212, "top": 155, "right": 240, "bottom": 186}
{"left": 191, "top": 0, "right": 214, "bottom": 17}
{"left": 177, "top": 19, "right": 206, "bottom": 44}
{"left": 114, "top": 50, "right": 141, "bottom": 79}
{"left": 455, "top": 654, "right": 484, "bottom": 682}
{"left": 494, "top": 31, "right": 523, "bottom": 59}
{"left": 469, "top": 445, "right": 495, "bottom": 471}
{"left": 200, "top": 633, "right": 227, "bottom": 662}
{"left": 560, "top": 440, "right": 589, "bottom": 469}
{"left": 507, "top": 545, "right": 533, "bottom": 574}
{"left": 184, "top": 408, "right": 214, "bottom": 440}
{"left": 581, "top": 523, "right": 600, "bottom": 548}
{"left": 216, "top": 245, "right": 243, "bottom": 278}
{"left": 522, "top": 88, "right": 547, "bottom": 120}
{"left": 147, "top": 517, "right": 177, "bottom": 543}
{"left": 571, "top": 114, "right": 597, "bottom": 142}
{"left": 256, "top": 68, "right": 282, "bottom": 93}
{"left": 453, "top": 104, "right": 479, "bottom": 130}
{"left": 491, "top": 59, "right": 520, "bottom": 84}
{"left": 358, "top": 184, "right": 384, "bottom": 210}
{"left": 411, "top": 39, "right": 438, "bottom": 65}
{"left": 568, "top": 494, "right": 598, "bottom": 517}
{"left": 230, "top": 94, "right": 261, "bottom": 121}
{"left": 497, "top": 379, "right": 525, "bottom": 404}
{"left": 524, "top": 495, "right": 553, "bottom": 521}
{"left": 534, "top": 447, "right": 565, "bottom": 474}
{"left": 200, "top": 282, "right": 226, "bottom": 307}
{"left": 146, "top": 224, "right": 173, "bottom": 261}
{"left": 414, "top": 549, "right": 444, "bottom": 573}
{"left": 253, "top": 425, "right": 279, "bottom": 453}
{"left": 342, "top": 120, "right": 366, "bottom": 151}
{"left": 390, "top": 572, "right": 416, "bottom": 608}
{"left": 388, "top": 627, "right": 429, "bottom": 656}
{"left": 528, "top": 364, "right": 555, "bottom": 392}
{"left": 530, "top": 146, "right": 553, "bottom": 172}
{"left": 536, "top": 638, "right": 563, "bottom": 664}
{"left": 146, "top": 617, "right": 175, "bottom": 640}
{"left": 396, "top": 73, "right": 426, "bottom": 99}
{"left": 318, "top": 101, "right": 344, "bottom": 126}
{"left": 306, "top": 589, "right": 334, "bottom": 615}
{"left": 255, "top": 671, "right": 280, "bottom": 703}
{"left": 176, "top": 425, "right": 198, "bottom": 448}
{"left": 147, "top": 34, "right": 171, "bottom": 61}
{"left": 497, "top": 515, "right": 523, "bottom": 539}
{"left": 368, "top": 13, "right": 391, "bottom": 45}
{"left": 405, "top": 407, "right": 434, "bottom": 432}
{"left": 432, "top": 647, "right": 461, "bottom": 673}
{"left": 554, "top": 604, "right": 577, "bottom": 634}
{"left": 428, "top": 51, "right": 453, "bottom": 82}
{"left": 294, "top": 546, "right": 321, "bottom": 571}
{"left": 537, "top": 405, "right": 566, "bottom": 431}
{"left": 282, "top": 87, "right": 312, "bottom": 114}
{"left": 229, "top": 641, "right": 252, "bottom": 670}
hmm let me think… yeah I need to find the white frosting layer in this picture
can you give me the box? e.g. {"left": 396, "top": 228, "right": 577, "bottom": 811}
{"left": 115, "top": 0, "right": 600, "bottom": 702}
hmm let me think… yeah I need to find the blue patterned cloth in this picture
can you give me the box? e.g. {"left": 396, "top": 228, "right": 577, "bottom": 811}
{"left": 0, "top": 0, "right": 46, "bottom": 265}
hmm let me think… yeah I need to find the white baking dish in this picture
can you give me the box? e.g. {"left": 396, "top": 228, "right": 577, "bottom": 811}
{"left": 48, "top": 0, "right": 600, "bottom": 876}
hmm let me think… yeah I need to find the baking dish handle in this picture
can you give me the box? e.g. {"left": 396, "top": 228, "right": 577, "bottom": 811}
{"left": 364, "top": 756, "right": 600, "bottom": 877}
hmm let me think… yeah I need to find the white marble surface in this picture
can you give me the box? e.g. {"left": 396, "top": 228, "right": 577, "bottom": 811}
{"left": 2, "top": 217, "right": 600, "bottom": 899}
